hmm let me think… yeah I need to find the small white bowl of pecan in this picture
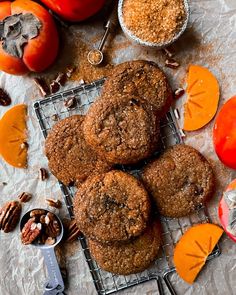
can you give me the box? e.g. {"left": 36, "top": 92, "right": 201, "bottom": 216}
{"left": 20, "top": 208, "right": 63, "bottom": 246}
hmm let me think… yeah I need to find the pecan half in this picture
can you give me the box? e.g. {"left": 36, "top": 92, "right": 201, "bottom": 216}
{"left": 21, "top": 218, "right": 41, "bottom": 245}
{"left": 55, "top": 72, "right": 67, "bottom": 86}
{"left": 51, "top": 114, "right": 59, "bottom": 121}
{"left": 18, "top": 192, "right": 32, "bottom": 203}
{"left": 33, "top": 78, "right": 50, "bottom": 97}
{"left": 0, "top": 201, "right": 21, "bottom": 233}
{"left": 165, "top": 58, "right": 180, "bottom": 69}
{"left": 64, "top": 96, "right": 77, "bottom": 109}
{"left": 66, "top": 67, "right": 75, "bottom": 78}
{"left": 50, "top": 80, "right": 60, "bottom": 94}
{"left": 46, "top": 199, "right": 62, "bottom": 209}
{"left": 0, "top": 88, "right": 11, "bottom": 106}
{"left": 174, "top": 88, "right": 185, "bottom": 100}
{"left": 162, "top": 47, "right": 174, "bottom": 58}
{"left": 65, "top": 219, "right": 80, "bottom": 242}
{"left": 45, "top": 212, "right": 61, "bottom": 238}
{"left": 30, "top": 209, "right": 47, "bottom": 220}
{"left": 39, "top": 168, "right": 49, "bottom": 181}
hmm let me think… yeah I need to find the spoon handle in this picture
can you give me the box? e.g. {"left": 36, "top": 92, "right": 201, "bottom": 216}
{"left": 98, "top": 2, "right": 118, "bottom": 51}
{"left": 41, "top": 248, "right": 65, "bottom": 295}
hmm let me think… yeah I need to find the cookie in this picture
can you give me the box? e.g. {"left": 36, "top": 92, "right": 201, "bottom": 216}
{"left": 141, "top": 144, "right": 215, "bottom": 218}
{"left": 73, "top": 170, "right": 151, "bottom": 244}
{"left": 102, "top": 60, "right": 173, "bottom": 115}
{"left": 45, "top": 115, "right": 111, "bottom": 186}
{"left": 83, "top": 94, "right": 160, "bottom": 165}
{"left": 89, "top": 219, "right": 161, "bottom": 275}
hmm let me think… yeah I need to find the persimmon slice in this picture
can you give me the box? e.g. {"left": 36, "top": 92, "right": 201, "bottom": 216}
{"left": 0, "top": 104, "right": 28, "bottom": 168}
{"left": 183, "top": 65, "right": 220, "bottom": 131}
{"left": 174, "top": 223, "right": 223, "bottom": 284}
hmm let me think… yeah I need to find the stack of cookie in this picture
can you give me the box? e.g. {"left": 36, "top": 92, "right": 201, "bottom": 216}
{"left": 44, "top": 60, "right": 216, "bottom": 275}
{"left": 73, "top": 170, "right": 162, "bottom": 275}
{"left": 83, "top": 60, "right": 172, "bottom": 165}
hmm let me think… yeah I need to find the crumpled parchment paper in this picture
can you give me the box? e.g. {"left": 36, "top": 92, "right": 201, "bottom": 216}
{"left": 0, "top": 0, "right": 236, "bottom": 294}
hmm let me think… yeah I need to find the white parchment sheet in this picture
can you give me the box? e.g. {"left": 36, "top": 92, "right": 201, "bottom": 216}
{"left": 0, "top": 0, "right": 236, "bottom": 294}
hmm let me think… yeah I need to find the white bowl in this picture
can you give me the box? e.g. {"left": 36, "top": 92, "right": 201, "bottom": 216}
{"left": 118, "top": 0, "right": 190, "bottom": 49}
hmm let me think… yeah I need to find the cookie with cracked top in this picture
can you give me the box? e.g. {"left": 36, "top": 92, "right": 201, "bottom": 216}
{"left": 141, "top": 144, "right": 215, "bottom": 218}
{"left": 45, "top": 115, "right": 111, "bottom": 186}
{"left": 101, "top": 60, "right": 173, "bottom": 116}
{"left": 73, "top": 170, "right": 151, "bottom": 244}
{"left": 83, "top": 94, "right": 160, "bottom": 165}
{"left": 89, "top": 219, "right": 161, "bottom": 275}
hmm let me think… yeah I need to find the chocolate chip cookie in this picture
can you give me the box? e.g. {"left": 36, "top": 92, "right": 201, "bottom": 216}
{"left": 101, "top": 60, "right": 173, "bottom": 116}
{"left": 141, "top": 144, "right": 215, "bottom": 218}
{"left": 45, "top": 115, "right": 111, "bottom": 186}
{"left": 73, "top": 170, "right": 151, "bottom": 244}
{"left": 83, "top": 94, "right": 160, "bottom": 165}
{"left": 89, "top": 219, "right": 161, "bottom": 275}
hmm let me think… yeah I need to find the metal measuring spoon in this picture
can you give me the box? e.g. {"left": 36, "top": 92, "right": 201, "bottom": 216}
{"left": 20, "top": 209, "right": 65, "bottom": 295}
{"left": 87, "top": 3, "right": 118, "bottom": 66}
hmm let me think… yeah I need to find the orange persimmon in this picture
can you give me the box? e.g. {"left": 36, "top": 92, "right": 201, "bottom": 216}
{"left": 0, "top": 1, "right": 28, "bottom": 75}
{"left": 0, "top": 0, "right": 59, "bottom": 75}
{"left": 173, "top": 223, "right": 223, "bottom": 284}
{"left": 0, "top": 104, "right": 28, "bottom": 168}
{"left": 183, "top": 65, "right": 220, "bottom": 131}
{"left": 40, "top": 0, "right": 106, "bottom": 22}
{"left": 213, "top": 96, "right": 236, "bottom": 170}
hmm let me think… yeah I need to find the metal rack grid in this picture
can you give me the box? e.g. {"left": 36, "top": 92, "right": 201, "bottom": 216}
{"left": 34, "top": 79, "right": 221, "bottom": 295}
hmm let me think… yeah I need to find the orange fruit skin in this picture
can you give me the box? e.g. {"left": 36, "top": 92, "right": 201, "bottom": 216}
{"left": 183, "top": 65, "right": 220, "bottom": 131}
{"left": 0, "top": 0, "right": 59, "bottom": 75}
{"left": 213, "top": 96, "right": 236, "bottom": 170}
{"left": 39, "top": 0, "right": 106, "bottom": 22}
{"left": 0, "top": 104, "right": 28, "bottom": 168}
{"left": 12, "top": 0, "right": 59, "bottom": 73}
{"left": 173, "top": 223, "right": 223, "bottom": 284}
{"left": 0, "top": 1, "right": 29, "bottom": 75}
{"left": 0, "top": 45, "right": 29, "bottom": 75}
{"left": 0, "top": 1, "right": 11, "bottom": 19}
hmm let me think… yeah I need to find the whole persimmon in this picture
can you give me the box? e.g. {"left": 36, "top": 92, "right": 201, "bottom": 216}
{"left": 0, "top": 0, "right": 59, "bottom": 75}
{"left": 213, "top": 96, "right": 236, "bottom": 170}
{"left": 40, "top": 0, "right": 106, "bottom": 22}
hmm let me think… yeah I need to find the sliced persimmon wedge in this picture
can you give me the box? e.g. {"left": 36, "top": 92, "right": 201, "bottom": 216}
{"left": 0, "top": 104, "right": 28, "bottom": 168}
{"left": 174, "top": 223, "right": 223, "bottom": 284}
{"left": 183, "top": 65, "right": 220, "bottom": 131}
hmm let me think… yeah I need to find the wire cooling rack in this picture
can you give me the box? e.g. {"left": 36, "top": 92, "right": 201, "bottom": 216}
{"left": 34, "top": 78, "right": 221, "bottom": 295}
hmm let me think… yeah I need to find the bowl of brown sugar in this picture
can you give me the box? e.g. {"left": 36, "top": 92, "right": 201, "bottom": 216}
{"left": 118, "top": 0, "right": 189, "bottom": 48}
